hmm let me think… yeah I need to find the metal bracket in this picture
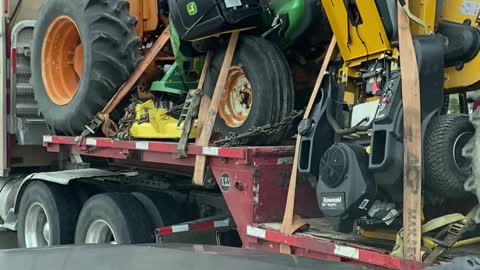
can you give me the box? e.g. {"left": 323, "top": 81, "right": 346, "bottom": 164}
{"left": 177, "top": 90, "right": 202, "bottom": 158}
{"left": 75, "top": 116, "right": 103, "bottom": 144}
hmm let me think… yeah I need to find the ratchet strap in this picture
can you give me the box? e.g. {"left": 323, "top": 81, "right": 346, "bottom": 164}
{"left": 76, "top": 27, "right": 171, "bottom": 143}
{"left": 279, "top": 36, "right": 337, "bottom": 254}
{"left": 391, "top": 207, "right": 478, "bottom": 264}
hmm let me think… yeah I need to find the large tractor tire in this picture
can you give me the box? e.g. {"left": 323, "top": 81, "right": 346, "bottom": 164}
{"left": 204, "top": 35, "right": 295, "bottom": 146}
{"left": 31, "top": 0, "right": 141, "bottom": 135}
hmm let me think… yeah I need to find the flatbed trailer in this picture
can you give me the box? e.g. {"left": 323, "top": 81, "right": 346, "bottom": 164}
{"left": 2, "top": 2, "right": 480, "bottom": 270}
{"left": 43, "top": 135, "right": 424, "bottom": 270}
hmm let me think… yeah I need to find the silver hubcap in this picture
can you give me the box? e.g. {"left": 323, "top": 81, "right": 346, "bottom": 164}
{"left": 24, "top": 202, "right": 51, "bottom": 248}
{"left": 85, "top": 219, "right": 117, "bottom": 244}
{"left": 453, "top": 131, "right": 474, "bottom": 174}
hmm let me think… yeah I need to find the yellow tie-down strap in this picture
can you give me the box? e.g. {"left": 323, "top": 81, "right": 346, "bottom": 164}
{"left": 391, "top": 206, "right": 479, "bottom": 258}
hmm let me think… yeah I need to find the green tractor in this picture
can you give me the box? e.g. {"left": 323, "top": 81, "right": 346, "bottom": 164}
{"left": 157, "top": 0, "right": 332, "bottom": 144}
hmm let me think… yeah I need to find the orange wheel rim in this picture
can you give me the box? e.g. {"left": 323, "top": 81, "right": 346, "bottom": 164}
{"left": 219, "top": 66, "right": 253, "bottom": 128}
{"left": 42, "top": 16, "right": 83, "bottom": 106}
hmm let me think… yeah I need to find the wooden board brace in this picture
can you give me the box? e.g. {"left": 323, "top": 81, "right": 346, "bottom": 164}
{"left": 193, "top": 32, "right": 240, "bottom": 186}
{"left": 98, "top": 27, "right": 171, "bottom": 137}
{"left": 397, "top": 1, "right": 423, "bottom": 262}
{"left": 177, "top": 51, "right": 213, "bottom": 158}
{"left": 279, "top": 37, "right": 337, "bottom": 254}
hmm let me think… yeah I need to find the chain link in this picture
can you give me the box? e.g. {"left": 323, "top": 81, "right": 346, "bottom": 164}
{"left": 115, "top": 97, "right": 303, "bottom": 147}
{"left": 211, "top": 110, "right": 304, "bottom": 147}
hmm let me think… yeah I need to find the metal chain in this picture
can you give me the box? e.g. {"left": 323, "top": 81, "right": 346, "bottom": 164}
{"left": 211, "top": 110, "right": 304, "bottom": 147}
{"left": 115, "top": 96, "right": 303, "bottom": 147}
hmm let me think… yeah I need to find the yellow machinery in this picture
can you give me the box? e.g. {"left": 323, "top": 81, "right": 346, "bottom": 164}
{"left": 298, "top": 0, "right": 480, "bottom": 247}
{"left": 129, "top": 100, "right": 197, "bottom": 139}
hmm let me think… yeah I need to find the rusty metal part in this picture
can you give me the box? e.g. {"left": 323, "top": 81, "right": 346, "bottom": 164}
{"left": 101, "top": 115, "right": 119, "bottom": 138}
{"left": 42, "top": 16, "right": 83, "bottom": 106}
{"left": 135, "top": 80, "right": 155, "bottom": 101}
{"left": 219, "top": 66, "right": 253, "bottom": 128}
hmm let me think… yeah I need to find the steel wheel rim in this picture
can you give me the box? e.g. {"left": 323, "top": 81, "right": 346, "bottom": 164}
{"left": 42, "top": 16, "right": 83, "bottom": 105}
{"left": 219, "top": 66, "right": 253, "bottom": 128}
{"left": 453, "top": 131, "right": 474, "bottom": 174}
{"left": 85, "top": 219, "right": 117, "bottom": 244}
{"left": 24, "top": 202, "right": 51, "bottom": 248}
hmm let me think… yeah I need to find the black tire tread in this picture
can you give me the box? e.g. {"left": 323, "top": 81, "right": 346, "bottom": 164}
{"left": 204, "top": 35, "right": 294, "bottom": 145}
{"left": 424, "top": 113, "right": 474, "bottom": 197}
{"left": 75, "top": 193, "right": 154, "bottom": 244}
{"left": 17, "top": 181, "right": 79, "bottom": 247}
{"left": 32, "top": 0, "right": 140, "bottom": 135}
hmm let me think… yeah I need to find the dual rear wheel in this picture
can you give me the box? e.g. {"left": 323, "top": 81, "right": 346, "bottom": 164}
{"left": 17, "top": 181, "right": 174, "bottom": 247}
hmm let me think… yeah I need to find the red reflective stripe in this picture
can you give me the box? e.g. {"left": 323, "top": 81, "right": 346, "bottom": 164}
{"left": 157, "top": 227, "right": 173, "bottom": 236}
{"left": 147, "top": 142, "right": 171, "bottom": 152}
{"left": 190, "top": 222, "right": 214, "bottom": 231}
{"left": 95, "top": 139, "right": 114, "bottom": 148}
{"left": 263, "top": 230, "right": 297, "bottom": 246}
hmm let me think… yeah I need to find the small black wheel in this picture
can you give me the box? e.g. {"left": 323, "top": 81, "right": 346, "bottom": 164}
{"left": 204, "top": 35, "right": 294, "bottom": 145}
{"left": 424, "top": 113, "right": 474, "bottom": 198}
{"left": 74, "top": 193, "right": 154, "bottom": 244}
{"left": 17, "top": 181, "right": 79, "bottom": 248}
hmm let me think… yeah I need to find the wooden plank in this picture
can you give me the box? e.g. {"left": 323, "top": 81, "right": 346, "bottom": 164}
{"left": 193, "top": 32, "right": 240, "bottom": 185}
{"left": 100, "top": 27, "right": 170, "bottom": 116}
{"left": 195, "top": 51, "right": 213, "bottom": 142}
{"left": 397, "top": 2, "right": 423, "bottom": 262}
{"left": 280, "top": 37, "right": 337, "bottom": 254}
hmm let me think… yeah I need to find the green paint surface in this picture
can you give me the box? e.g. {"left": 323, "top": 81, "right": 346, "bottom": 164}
{"left": 187, "top": 2, "right": 198, "bottom": 16}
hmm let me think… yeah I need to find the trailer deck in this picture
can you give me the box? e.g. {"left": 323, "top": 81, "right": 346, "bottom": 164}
{"left": 42, "top": 135, "right": 430, "bottom": 269}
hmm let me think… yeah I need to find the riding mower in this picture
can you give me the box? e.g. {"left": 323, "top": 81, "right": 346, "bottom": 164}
{"left": 30, "top": 0, "right": 331, "bottom": 145}
{"left": 296, "top": 0, "right": 480, "bottom": 233}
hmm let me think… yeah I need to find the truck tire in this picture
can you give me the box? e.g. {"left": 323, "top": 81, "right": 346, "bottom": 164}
{"left": 424, "top": 113, "right": 474, "bottom": 198}
{"left": 75, "top": 193, "right": 154, "bottom": 244}
{"left": 17, "top": 181, "right": 79, "bottom": 248}
{"left": 31, "top": 0, "right": 141, "bottom": 135}
{"left": 131, "top": 192, "right": 181, "bottom": 228}
{"left": 204, "top": 35, "right": 294, "bottom": 145}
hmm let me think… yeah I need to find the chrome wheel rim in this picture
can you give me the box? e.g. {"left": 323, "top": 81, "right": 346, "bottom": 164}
{"left": 24, "top": 202, "right": 50, "bottom": 248}
{"left": 453, "top": 131, "right": 474, "bottom": 174}
{"left": 85, "top": 219, "right": 117, "bottom": 244}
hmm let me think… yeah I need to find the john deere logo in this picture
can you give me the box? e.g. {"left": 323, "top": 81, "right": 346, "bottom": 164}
{"left": 186, "top": 2, "right": 197, "bottom": 16}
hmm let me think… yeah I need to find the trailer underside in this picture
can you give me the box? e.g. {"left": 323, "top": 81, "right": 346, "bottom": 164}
{"left": 40, "top": 135, "right": 446, "bottom": 269}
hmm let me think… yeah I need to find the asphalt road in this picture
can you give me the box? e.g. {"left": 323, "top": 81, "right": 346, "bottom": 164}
{"left": 0, "top": 231, "right": 17, "bottom": 249}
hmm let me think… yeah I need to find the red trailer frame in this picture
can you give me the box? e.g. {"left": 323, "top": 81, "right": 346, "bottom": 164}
{"left": 43, "top": 135, "right": 424, "bottom": 270}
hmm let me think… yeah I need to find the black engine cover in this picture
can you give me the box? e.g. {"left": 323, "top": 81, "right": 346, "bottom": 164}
{"left": 169, "top": 0, "right": 262, "bottom": 41}
{"left": 317, "top": 143, "right": 376, "bottom": 217}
